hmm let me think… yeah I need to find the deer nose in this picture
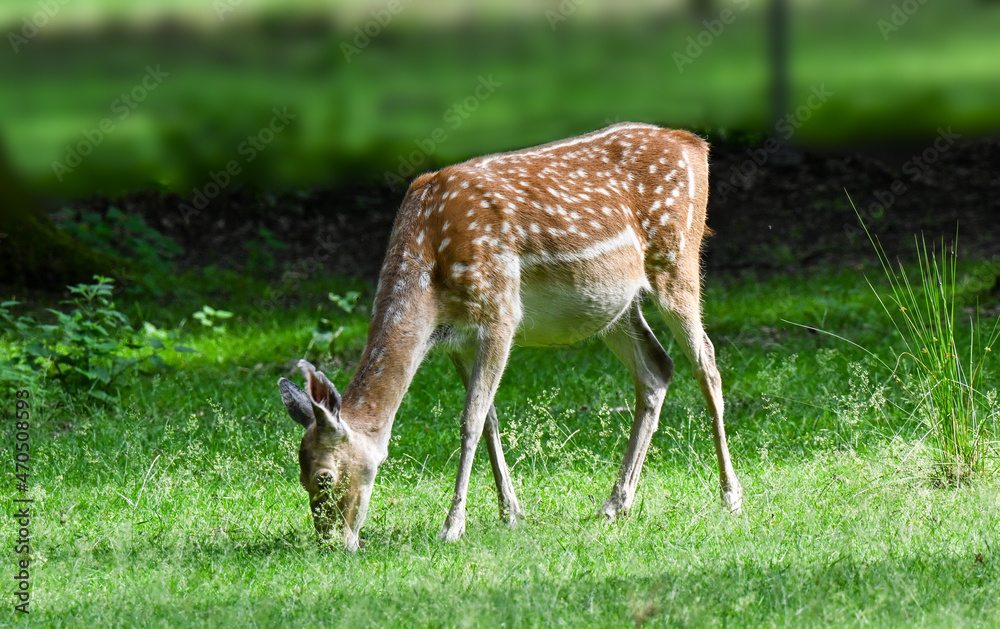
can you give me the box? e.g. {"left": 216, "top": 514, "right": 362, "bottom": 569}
{"left": 316, "top": 470, "right": 334, "bottom": 487}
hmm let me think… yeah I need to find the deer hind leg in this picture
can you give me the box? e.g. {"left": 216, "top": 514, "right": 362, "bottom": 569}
{"left": 449, "top": 352, "right": 524, "bottom": 528}
{"left": 653, "top": 281, "right": 743, "bottom": 514}
{"left": 440, "top": 322, "right": 517, "bottom": 542}
{"left": 600, "top": 299, "right": 675, "bottom": 521}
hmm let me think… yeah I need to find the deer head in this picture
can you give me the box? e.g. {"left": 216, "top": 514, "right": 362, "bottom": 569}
{"left": 278, "top": 360, "right": 384, "bottom": 550}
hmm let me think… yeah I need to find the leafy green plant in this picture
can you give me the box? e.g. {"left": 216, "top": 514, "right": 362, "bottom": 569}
{"left": 52, "top": 205, "right": 185, "bottom": 296}
{"left": 53, "top": 206, "right": 183, "bottom": 274}
{"left": 328, "top": 290, "right": 361, "bottom": 314}
{"left": 305, "top": 317, "right": 343, "bottom": 363}
{"left": 192, "top": 305, "right": 234, "bottom": 332}
{"left": 245, "top": 226, "right": 288, "bottom": 275}
{"left": 0, "top": 276, "right": 192, "bottom": 403}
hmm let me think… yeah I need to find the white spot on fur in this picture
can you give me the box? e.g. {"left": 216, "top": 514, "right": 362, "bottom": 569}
{"left": 438, "top": 238, "right": 451, "bottom": 252}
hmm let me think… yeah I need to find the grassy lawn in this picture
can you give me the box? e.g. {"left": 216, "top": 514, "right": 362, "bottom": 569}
{"left": 3, "top": 262, "right": 999, "bottom": 626}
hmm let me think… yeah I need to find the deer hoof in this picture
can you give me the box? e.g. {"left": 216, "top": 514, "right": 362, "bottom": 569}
{"left": 599, "top": 498, "right": 627, "bottom": 522}
{"left": 439, "top": 519, "right": 465, "bottom": 542}
{"left": 503, "top": 509, "right": 526, "bottom": 528}
{"left": 723, "top": 485, "right": 744, "bottom": 515}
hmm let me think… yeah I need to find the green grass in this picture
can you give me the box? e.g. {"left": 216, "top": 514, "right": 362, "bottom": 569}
{"left": 3, "top": 266, "right": 1000, "bottom": 626}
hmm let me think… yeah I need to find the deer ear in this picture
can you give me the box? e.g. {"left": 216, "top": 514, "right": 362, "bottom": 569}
{"left": 298, "top": 360, "right": 347, "bottom": 436}
{"left": 278, "top": 377, "right": 314, "bottom": 428}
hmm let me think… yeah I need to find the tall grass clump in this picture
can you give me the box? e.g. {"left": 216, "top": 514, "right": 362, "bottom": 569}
{"left": 856, "top": 212, "right": 1000, "bottom": 483}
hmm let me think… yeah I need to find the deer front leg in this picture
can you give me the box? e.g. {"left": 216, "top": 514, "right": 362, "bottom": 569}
{"left": 440, "top": 325, "right": 516, "bottom": 542}
{"left": 449, "top": 353, "right": 524, "bottom": 528}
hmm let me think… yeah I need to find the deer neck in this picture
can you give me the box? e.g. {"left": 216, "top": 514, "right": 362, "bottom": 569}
{"left": 342, "top": 211, "right": 437, "bottom": 447}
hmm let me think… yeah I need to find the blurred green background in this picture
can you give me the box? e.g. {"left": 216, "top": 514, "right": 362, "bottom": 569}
{"left": 1, "top": 0, "right": 998, "bottom": 198}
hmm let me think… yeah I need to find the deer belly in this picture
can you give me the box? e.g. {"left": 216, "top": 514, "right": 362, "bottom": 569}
{"left": 516, "top": 250, "right": 647, "bottom": 347}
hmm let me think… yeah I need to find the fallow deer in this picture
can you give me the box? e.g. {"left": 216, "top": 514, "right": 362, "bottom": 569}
{"left": 279, "top": 122, "right": 743, "bottom": 550}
